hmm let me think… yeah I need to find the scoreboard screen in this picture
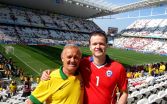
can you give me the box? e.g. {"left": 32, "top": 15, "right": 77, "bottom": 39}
{"left": 107, "top": 27, "right": 118, "bottom": 36}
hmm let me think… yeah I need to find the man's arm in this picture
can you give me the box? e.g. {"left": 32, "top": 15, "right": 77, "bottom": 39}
{"left": 117, "top": 65, "right": 128, "bottom": 104}
{"left": 26, "top": 77, "right": 54, "bottom": 104}
{"left": 117, "top": 91, "right": 128, "bottom": 104}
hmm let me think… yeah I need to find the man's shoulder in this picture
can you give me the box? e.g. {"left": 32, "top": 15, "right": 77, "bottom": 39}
{"left": 80, "top": 56, "right": 91, "bottom": 63}
{"left": 81, "top": 56, "right": 90, "bottom": 60}
{"left": 107, "top": 60, "right": 126, "bottom": 72}
{"left": 50, "top": 69, "right": 60, "bottom": 78}
{"left": 109, "top": 60, "right": 123, "bottom": 67}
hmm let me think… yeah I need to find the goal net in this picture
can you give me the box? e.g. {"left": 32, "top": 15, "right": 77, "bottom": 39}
{"left": 5, "top": 46, "right": 14, "bottom": 55}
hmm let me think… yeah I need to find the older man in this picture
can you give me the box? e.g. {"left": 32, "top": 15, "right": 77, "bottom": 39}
{"left": 26, "top": 45, "right": 84, "bottom": 104}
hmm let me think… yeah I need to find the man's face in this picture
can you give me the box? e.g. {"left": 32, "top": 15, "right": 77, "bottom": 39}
{"left": 89, "top": 35, "right": 107, "bottom": 57}
{"left": 61, "top": 47, "right": 81, "bottom": 74}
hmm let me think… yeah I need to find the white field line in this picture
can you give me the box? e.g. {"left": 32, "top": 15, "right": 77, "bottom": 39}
{"left": 2, "top": 45, "right": 40, "bottom": 75}
{"left": 14, "top": 54, "right": 40, "bottom": 75}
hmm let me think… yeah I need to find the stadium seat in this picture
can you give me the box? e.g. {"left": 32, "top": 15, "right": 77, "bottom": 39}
{"left": 129, "top": 86, "right": 136, "bottom": 92}
{"left": 127, "top": 96, "right": 135, "bottom": 104}
{"left": 154, "top": 83, "right": 160, "bottom": 88}
{"left": 148, "top": 85, "right": 154, "bottom": 90}
{"left": 130, "top": 91, "right": 143, "bottom": 103}
{"left": 127, "top": 91, "right": 140, "bottom": 104}
{"left": 131, "top": 91, "right": 140, "bottom": 97}
{"left": 137, "top": 98, "right": 149, "bottom": 104}
{"left": 140, "top": 88, "right": 148, "bottom": 94}
{"left": 148, "top": 85, "right": 157, "bottom": 94}
{"left": 161, "top": 89, "right": 167, "bottom": 104}
{"left": 154, "top": 83, "right": 164, "bottom": 92}
{"left": 148, "top": 94, "right": 160, "bottom": 104}
{"left": 140, "top": 88, "right": 150, "bottom": 98}
{"left": 158, "top": 90, "right": 166, "bottom": 98}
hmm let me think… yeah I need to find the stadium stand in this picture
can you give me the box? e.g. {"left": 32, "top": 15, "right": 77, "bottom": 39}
{"left": 0, "top": 2, "right": 104, "bottom": 103}
{"left": 0, "top": 3, "right": 102, "bottom": 46}
{"left": 127, "top": 72, "right": 167, "bottom": 103}
{"left": 114, "top": 19, "right": 167, "bottom": 55}
{"left": 0, "top": 0, "right": 167, "bottom": 104}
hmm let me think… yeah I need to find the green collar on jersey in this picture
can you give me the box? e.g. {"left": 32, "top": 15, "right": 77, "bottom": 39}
{"left": 59, "top": 66, "right": 68, "bottom": 80}
{"left": 59, "top": 66, "right": 79, "bottom": 80}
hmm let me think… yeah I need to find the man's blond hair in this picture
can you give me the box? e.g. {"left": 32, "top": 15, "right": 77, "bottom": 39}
{"left": 61, "top": 45, "right": 82, "bottom": 58}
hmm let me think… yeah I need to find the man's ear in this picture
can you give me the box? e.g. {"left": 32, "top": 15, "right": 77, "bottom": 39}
{"left": 61, "top": 58, "right": 64, "bottom": 62}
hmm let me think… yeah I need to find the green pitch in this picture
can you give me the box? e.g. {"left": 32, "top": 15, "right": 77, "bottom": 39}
{"left": 0, "top": 44, "right": 167, "bottom": 76}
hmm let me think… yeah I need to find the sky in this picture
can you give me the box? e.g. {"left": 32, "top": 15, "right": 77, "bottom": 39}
{"left": 93, "top": 0, "right": 167, "bottom": 32}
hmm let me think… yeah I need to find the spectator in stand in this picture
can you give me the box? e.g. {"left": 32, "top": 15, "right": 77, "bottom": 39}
{"left": 127, "top": 71, "right": 133, "bottom": 79}
{"left": 148, "top": 64, "right": 153, "bottom": 76}
{"left": 9, "top": 80, "right": 17, "bottom": 96}
{"left": 19, "top": 68, "right": 24, "bottom": 77}
{"left": 4, "top": 69, "right": 11, "bottom": 80}
{"left": 133, "top": 71, "right": 141, "bottom": 78}
{"left": 20, "top": 75, "right": 24, "bottom": 83}
{"left": 159, "top": 62, "right": 166, "bottom": 75}
{"left": 6, "top": 85, "right": 11, "bottom": 98}
{"left": 22, "top": 76, "right": 31, "bottom": 97}
{"left": 36, "top": 76, "right": 40, "bottom": 84}
{"left": 152, "top": 64, "right": 159, "bottom": 77}
{"left": 0, "top": 83, "right": 2, "bottom": 91}
{"left": 140, "top": 69, "right": 145, "bottom": 77}
{"left": 30, "top": 76, "right": 34, "bottom": 84}
{"left": 41, "top": 31, "right": 128, "bottom": 104}
{"left": 0, "top": 61, "right": 4, "bottom": 70}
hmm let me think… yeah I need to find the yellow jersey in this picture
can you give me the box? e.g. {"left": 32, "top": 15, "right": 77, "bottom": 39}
{"left": 0, "top": 87, "right": 3, "bottom": 91}
{"left": 159, "top": 65, "right": 165, "bottom": 73}
{"left": 127, "top": 72, "right": 132, "bottom": 78}
{"left": 9, "top": 83, "right": 17, "bottom": 93}
{"left": 30, "top": 67, "right": 84, "bottom": 104}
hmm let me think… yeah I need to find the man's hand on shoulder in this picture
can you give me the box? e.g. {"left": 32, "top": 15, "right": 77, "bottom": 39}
{"left": 41, "top": 70, "right": 51, "bottom": 81}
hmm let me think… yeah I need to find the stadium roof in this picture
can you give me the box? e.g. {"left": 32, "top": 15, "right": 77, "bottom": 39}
{"left": 0, "top": 0, "right": 167, "bottom": 19}
{"left": 0, "top": 0, "right": 112, "bottom": 19}
{"left": 110, "top": 0, "right": 167, "bottom": 15}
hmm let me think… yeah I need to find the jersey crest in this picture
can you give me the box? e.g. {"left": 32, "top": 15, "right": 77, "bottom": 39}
{"left": 106, "top": 70, "right": 112, "bottom": 77}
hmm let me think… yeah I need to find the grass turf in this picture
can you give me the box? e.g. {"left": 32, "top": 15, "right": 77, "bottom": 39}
{"left": 0, "top": 44, "right": 167, "bottom": 76}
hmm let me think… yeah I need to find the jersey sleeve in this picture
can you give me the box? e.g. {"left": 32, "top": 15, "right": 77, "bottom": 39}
{"left": 29, "top": 80, "right": 52, "bottom": 104}
{"left": 117, "top": 65, "right": 128, "bottom": 92}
